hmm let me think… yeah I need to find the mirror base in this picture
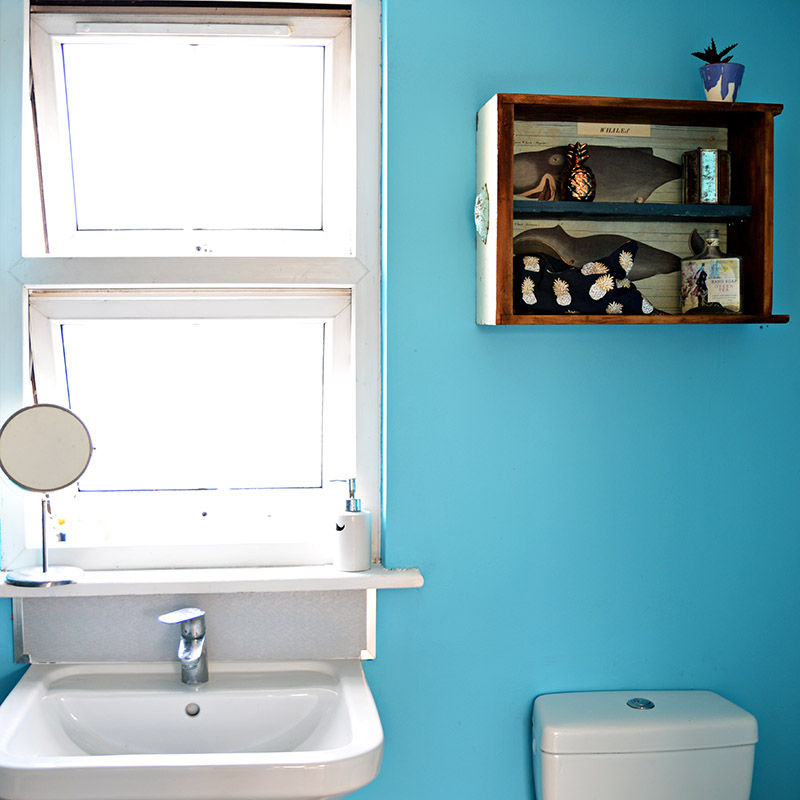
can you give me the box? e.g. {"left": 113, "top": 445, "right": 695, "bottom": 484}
{"left": 5, "top": 566, "right": 84, "bottom": 587}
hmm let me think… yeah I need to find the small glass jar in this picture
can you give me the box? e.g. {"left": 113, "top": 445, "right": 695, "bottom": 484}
{"left": 682, "top": 148, "right": 731, "bottom": 204}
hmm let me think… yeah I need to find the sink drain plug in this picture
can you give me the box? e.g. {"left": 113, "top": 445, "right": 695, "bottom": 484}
{"left": 185, "top": 703, "right": 200, "bottom": 717}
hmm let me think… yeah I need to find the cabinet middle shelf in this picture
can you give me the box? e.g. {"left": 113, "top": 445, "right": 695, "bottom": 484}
{"left": 512, "top": 199, "right": 752, "bottom": 223}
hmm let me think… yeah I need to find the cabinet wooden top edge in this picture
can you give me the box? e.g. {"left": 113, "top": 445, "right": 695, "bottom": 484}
{"left": 485, "top": 93, "right": 783, "bottom": 117}
{"left": 492, "top": 314, "right": 790, "bottom": 325}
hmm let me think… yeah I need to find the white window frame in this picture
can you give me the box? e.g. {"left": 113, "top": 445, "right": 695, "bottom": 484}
{"left": 29, "top": 8, "right": 355, "bottom": 258}
{"left": 0, "top": 0, "right": 381, "bottom": 576}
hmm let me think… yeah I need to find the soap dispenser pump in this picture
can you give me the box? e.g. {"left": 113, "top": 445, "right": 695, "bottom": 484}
{"left": 334, "top": 479, "right": 371, "bottom": 572}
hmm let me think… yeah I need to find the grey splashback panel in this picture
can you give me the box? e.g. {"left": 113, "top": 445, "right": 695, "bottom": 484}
{"left": 17, "top": 590, "right": 367, "bottom": 663}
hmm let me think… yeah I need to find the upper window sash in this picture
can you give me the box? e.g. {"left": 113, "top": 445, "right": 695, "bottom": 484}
{"left": 29, "top": 10, "right": 354, "bottom": 257}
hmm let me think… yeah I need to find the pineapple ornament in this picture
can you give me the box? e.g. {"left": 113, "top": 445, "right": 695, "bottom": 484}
{"left": 561, "top": 142, "right": 596, "bottom": 201}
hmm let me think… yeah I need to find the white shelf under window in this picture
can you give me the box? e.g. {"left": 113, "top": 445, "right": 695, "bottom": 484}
{"left": 0, "top": 564, "right": 424, "bottom": 598}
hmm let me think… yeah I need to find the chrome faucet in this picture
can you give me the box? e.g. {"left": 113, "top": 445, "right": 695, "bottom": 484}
{"left": 158, "top": 607, "right": 208, "bottom": 684}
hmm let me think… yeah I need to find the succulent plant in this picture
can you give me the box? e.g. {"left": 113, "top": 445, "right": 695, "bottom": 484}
{"left": 692, "top": 38, "right": 739, "bottom": 64}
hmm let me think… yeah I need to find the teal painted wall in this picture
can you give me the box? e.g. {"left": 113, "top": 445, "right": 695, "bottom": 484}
{"left": 1, "top": 1, "right": 799, "bottom": 799}
{"left": 364, "top": 0, "right": 800, "bottom": 799}
{"left": 0, "top": 602, "right": 23, "bottom": 702}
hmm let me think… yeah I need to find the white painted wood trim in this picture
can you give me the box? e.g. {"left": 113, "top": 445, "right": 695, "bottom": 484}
{"left": 0, "top": 564, "right": 424, "bottom": 598}
{"left": 348, "top": 0, "right": 382, "bottom": 563}
{"left": 476, "top": 94, "right": 499, "bottom": 325}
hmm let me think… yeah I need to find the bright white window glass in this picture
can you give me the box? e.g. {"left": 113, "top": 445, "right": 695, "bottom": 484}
{"left": 61, "top": 319, "right": 325, "bottom": 492}
{"left": 61, "top": 41, "right": 324, "bottom": 231}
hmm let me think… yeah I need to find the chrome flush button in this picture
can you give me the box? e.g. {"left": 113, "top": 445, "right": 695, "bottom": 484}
{"left": 627, "top": 697, "right": 655, "bottom": 710}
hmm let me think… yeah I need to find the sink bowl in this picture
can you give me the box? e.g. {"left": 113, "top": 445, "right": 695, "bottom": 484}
{"left": 0, "top": 660, "right": 383, "bottom": 800}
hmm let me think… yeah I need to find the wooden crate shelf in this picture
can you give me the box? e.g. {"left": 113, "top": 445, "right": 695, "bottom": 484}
{"left": 476, "top": 93, "right": 787, "bottom": 325}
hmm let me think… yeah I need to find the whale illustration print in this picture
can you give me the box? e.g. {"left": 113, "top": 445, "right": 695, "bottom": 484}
{"left": 514, "top": 145, "right": 681, "bottom": 203}
{"left": 513, "top": 225, "right": 680, "bottom": 281}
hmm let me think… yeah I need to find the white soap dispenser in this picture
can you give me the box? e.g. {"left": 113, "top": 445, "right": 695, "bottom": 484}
{"left": 334, "top": 479, "right": 372, "bottom": 572}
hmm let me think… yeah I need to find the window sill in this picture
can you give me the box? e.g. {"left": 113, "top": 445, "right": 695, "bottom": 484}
{"left": 0, "top": 564, "right": 424, "bottom": 598}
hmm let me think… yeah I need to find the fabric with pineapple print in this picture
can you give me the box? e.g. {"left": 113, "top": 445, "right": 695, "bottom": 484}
{"left": 513, "top": 241, "right": 658, "bottom": 315}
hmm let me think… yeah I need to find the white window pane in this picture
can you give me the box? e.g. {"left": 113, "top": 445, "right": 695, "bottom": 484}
{"left": 62, "top": 41, "right": 324, "bottom": 231}
{"left": 61, "top": 319, "right": 325, "bottom": 490}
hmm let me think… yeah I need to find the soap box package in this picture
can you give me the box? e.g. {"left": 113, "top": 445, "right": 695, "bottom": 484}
{"left": 681, "top": 256, "right": 741, "bottom": 313}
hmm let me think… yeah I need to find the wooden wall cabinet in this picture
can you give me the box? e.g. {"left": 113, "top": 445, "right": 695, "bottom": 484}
{"left": 476, "top": 94, "right": 787, "bottom": 325}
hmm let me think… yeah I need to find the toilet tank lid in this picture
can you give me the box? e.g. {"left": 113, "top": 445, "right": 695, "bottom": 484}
{"left": 533, "top": 690, "right": 758, "bottom": 755}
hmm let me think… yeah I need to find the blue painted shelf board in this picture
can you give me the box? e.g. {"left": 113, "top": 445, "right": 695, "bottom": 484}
{"left": 512, "top": 200, "right": 752, "bottom": 222}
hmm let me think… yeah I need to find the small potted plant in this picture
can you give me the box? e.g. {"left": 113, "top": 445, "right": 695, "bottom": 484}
{"left": 692, "top": 38, "right": 744, "bottom": 102}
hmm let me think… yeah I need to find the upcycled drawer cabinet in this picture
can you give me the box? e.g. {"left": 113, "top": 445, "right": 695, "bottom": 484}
{"left": 475, "top": 93, "right": 787, "bottom": 325}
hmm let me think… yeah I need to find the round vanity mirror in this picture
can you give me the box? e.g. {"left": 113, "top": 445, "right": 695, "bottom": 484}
{"left": 0, "top": 404, "right": 92, "bottom": 492}
{"left": 0, "top": 404, "right": 92, "bottom": 587}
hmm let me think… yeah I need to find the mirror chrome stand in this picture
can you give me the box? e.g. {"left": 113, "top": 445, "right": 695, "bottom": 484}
{"left": 5, "top": 498, "right": 84, "bottom": 587}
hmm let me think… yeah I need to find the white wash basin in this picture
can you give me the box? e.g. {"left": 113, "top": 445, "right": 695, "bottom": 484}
{"left": 0, "top": 660, "right": 383, "bottom": 800}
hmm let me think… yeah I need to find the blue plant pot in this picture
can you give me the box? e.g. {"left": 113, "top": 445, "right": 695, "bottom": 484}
{"left": 700, "top": 62, "right": 745, "bottom": 102}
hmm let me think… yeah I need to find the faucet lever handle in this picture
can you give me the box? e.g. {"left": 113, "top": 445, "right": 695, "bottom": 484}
{"left": 158, "top": 607, "right": 205, "bottom": 625}
{"left": 158, "top": 607, "right": 206, "bottom": 638}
